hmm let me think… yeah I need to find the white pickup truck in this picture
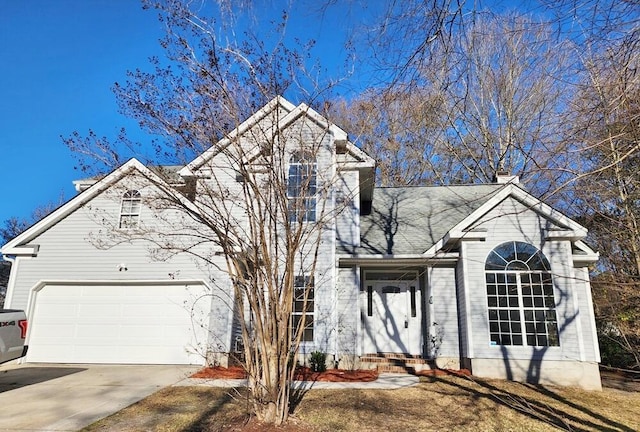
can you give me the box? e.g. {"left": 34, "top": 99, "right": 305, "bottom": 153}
{"left": 0, "top": 310, "right": 28, "bottom": 364}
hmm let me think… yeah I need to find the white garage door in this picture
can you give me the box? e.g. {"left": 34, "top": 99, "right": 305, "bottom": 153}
{"left": 27, "top": 283, "right": 211, "bottom": 364}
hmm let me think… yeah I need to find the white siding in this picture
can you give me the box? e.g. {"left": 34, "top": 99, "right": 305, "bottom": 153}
{"left": 199, "top": 115, "right": 341, "bottom": 355}
{"left": 9, "top": 179, "right": 233, "bottom": 354}
{"left": 462, "top": 197, "right": 584, "bottom": 363}
{"left": 574, "top": 266, "right": 601, "bottom": 362}
{"left": 335, "top": 170, "right": 360, "bottom": 251}
{"left": 335, "top": 267, "right": 359, "bottom": 355}
{"left": 429, "top": 265, "right": 460, "bottom": 359}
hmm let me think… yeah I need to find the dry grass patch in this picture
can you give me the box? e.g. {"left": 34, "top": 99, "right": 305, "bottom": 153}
{"left": 81, "top": 375, "right": 640, "bottom": 432}
{"left": 81, "top": 386, "right": 253, "bottom": 432}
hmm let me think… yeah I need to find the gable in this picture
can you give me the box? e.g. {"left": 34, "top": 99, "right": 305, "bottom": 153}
{"left": 179, "top": 97, "right": 375, "bottom": 183}
{"left": 1, "top": 159, "right": 176, "bottom": 256}
{"left": 179, "top": 96, "right": 297, "bottom": 176}
{"left": 468, "top": 195, "right": 566, "bottom": 245}
{"left": 180, "top": 96, "right": 375, "bottom": 205}
{"left": 428, "top": 184, "right": 588, "bottom": 254}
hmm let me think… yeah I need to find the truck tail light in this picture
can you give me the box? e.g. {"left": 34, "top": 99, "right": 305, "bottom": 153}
{"left": 18, "top": 320, "right": 28, "bottom": 339}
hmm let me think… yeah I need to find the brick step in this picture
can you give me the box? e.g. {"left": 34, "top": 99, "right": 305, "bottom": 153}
{"left": 360, "top": 353, "right": 435, "bottom": 373}
{"left": 360, "top": 356, "right": 428, "bottom": 365}
{"left": 376, "top": 364, "right": 419, "bottom": 374}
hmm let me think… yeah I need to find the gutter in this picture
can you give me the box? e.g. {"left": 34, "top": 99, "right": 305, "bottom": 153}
{"left": 337, "top": 252, "right": 459, "bottom": 267}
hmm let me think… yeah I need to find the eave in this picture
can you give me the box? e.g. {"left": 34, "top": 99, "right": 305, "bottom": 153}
{"left": 1, "top": 245, "right": 39, "bottom": 257}
{"left": 338, "top": 252, "right": 459, "bottom": 267}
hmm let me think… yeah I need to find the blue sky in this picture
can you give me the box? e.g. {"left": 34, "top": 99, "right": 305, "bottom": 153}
{"left": 0, "top": 0, "right": 370, "bottom": 227}
{"left": 0, "top": 1, "right": 167, "bottom": 225}
{"left": 0, "top": 0, "right": 526, "bottom": 228}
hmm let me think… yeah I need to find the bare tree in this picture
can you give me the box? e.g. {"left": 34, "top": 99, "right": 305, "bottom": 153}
{"left": 1, "top": 197, "right": 65, "bottom": 245}
{"left": 568, "top": 39, "right": 640, "bottom": 369}
{"left": 333, "top": 12, "right": 574, "bottom": 193}
{"left": 328, "top": 89, "right": 447, "bottom": 186}
{"left": 62, "top": 0, "right": 373, "bottom": 425}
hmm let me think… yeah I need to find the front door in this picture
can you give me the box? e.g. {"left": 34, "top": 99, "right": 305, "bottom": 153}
{"left": 362, "top": 281, "right": 422, "bottom": 355}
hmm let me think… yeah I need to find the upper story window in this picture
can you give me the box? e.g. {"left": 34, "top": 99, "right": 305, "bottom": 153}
{"left": 485, "top": 241, "right": 559, "bottom": 347}
{"left": 119, "top": 190, "right": 141, "bottom": 229}
{"left": 287, "top": 152, "right": 316, "bottom": 222}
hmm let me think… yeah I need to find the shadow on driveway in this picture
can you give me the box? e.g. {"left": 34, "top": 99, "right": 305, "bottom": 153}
{"left": 0, "top": 366, "right": 87, "bottom": 393}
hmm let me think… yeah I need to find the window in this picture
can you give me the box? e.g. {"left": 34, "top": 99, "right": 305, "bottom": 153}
{"left": 292, "top": 276, "right": 314, "bottom": 342}
{"left": 119, "top": 190, "right": 141, "bottom": 229}
{"left": 485, "top": 241, "right": 559, "bottom": 347}
{"left": 287, "top": 152, "right": 316, "bottom": 222}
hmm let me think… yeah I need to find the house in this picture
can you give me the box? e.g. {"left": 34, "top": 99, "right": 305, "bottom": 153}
{"left": 1, "top": 97, "right": 601, "bottom": 390}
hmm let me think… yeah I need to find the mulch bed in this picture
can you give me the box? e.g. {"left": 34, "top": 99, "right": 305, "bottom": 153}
{"left": 191, "top": 366, "right": 378, "bottom": 382}
{"left": 191, "top": 366, "right": 473, "bottom": 381}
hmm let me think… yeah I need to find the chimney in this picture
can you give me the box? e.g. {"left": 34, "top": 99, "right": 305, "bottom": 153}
{"left": 493, "top": 171, "right": 519, "bottom": 184}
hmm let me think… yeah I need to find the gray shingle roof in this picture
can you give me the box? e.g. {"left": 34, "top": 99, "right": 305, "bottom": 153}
{"left": 73, "top": 164, "right": 186, "bottom": 190}
{"left": 340, "top": 184, "right": 505, "bottom": 255}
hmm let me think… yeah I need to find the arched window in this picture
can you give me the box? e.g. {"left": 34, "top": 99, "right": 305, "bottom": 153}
{"left": 287, "top": 152, "right": 316, "bottom": 222}
{"left": 485, "top": 241, "right": 559, "bottom": 347}
{"left": 119, "top": 190, "right": 141, "bottom": 229}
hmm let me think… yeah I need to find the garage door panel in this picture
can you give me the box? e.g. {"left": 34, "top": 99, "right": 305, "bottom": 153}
{"left": 121, "top": 326, "right": 158, "bottom": 339}
{"left": 27, "top": 284, "right": 211, "bottom": 365}
{"left": 31, "top": 324, "right": 77, "bottom": 338}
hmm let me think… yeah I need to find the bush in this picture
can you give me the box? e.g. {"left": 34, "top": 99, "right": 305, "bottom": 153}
{"left": 309, "top": 350, "right": 327, "bottom": 372}
{"left": 598, "top": 332, "right": 637, "bottom": 369}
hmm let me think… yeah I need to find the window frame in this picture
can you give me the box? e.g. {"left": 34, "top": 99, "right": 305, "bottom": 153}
{"left": 291, "top": 275, "right": 314, "bottom": 343}
{"left": 485, "top": 241, "right": 559, "bottom": 348}
{"left": 287, "top": 152, "right": 317, "bottom": 223}
{"left": 119, "top": 190, "right": 142, "bottom": 229}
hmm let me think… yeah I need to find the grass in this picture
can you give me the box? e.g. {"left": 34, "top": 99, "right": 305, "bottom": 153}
{"left": 81, "top": 375, "right": 640, "bottom": 432}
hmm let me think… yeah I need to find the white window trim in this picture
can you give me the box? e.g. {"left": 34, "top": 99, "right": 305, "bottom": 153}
{"left": 119, "top": 190, "right": 142, "bottom": 229}
{"left": 486, "top": 270, "right": 559, "bottom": 347}
{"left": 485, "top": 242, "right": 560, "bottom": 348}
{"left": 292, "top": 275, "right": 314, "bottom": 343}
{"left": 287, "top": 154, "right": 317, "bottom": 223}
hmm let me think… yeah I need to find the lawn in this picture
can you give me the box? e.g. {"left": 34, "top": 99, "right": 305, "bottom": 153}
{"left": 81, "top": 375, "right": 640, "bottom": 432}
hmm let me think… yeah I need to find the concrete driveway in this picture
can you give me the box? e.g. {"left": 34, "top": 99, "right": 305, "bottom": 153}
{"left": 0, "top": 362, "right": 200, "bottom": 431}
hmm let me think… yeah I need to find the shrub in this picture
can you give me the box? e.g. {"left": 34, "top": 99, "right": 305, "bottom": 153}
{"left": 309, "top": 350, "right": 327, "bottom": 372}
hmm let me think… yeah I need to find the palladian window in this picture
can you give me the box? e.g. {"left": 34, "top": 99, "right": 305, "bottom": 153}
{"left": 119, "top": 190, "right": 141, "bottom": 229}
{"left": 485, "top": 241, "right": 559, "bottom": 347}
{"left": 287, "top": 152, "right": 316, "bottom": 222}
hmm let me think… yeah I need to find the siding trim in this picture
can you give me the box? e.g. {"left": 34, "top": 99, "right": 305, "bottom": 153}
{"left": 566, "top": 256, "right": 586, "bottom": 362}
{"left": 427, "top": 267, "right": 434, "bottom": 357}
{"left": 355, "top": 266, "right": 362, "bottom": 356}
{"left": 581, "top": 268, "right": 601, "bottom": 362}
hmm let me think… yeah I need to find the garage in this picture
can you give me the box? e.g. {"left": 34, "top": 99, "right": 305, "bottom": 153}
{"left": 26, "top": 282, "right": 211, "bottom": 364}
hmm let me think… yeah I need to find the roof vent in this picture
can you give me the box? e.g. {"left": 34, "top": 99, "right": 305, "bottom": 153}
{"left": 493, "top": 171, "right": 519, "bottom": 184}
{"left": 335, "top": 140, "right": 348, "bottom": 154}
